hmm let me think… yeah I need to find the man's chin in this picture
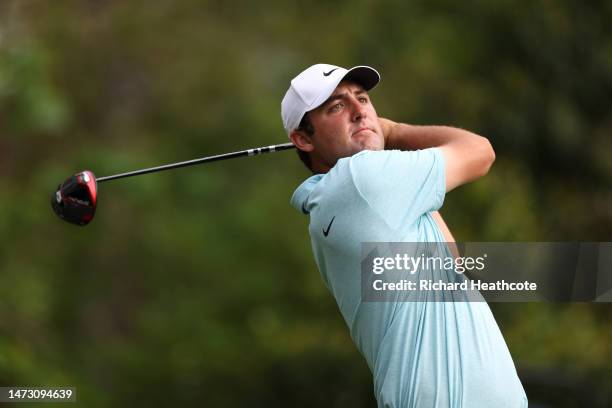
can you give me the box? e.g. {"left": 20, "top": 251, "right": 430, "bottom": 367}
{"left": 356, "top": 140, "right": 384, "bottom": 152}
{"left": 365, "top": 144, "right": 384, "bottom": 151}
{"left": 352, "top": 134, "right": 384, "bottom": 152}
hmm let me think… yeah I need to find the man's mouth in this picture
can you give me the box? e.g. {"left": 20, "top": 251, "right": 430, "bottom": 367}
{"left": 353, "top": 127, "right": 372, "bottom": 136}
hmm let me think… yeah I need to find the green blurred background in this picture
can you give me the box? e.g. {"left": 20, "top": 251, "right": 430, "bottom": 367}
{"left": 1, "top": 0, "right": 611, "bottom": 406}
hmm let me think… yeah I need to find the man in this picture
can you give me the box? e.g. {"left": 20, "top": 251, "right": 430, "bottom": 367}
{"left": 282, "top": 64, "right": 528, "bottom": 407}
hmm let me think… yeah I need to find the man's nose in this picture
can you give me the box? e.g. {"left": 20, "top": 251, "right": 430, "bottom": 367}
{"left": 350, "top": 98, "right": 366, "bottom": 122}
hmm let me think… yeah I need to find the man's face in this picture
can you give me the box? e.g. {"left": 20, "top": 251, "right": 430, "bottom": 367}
{"left": 305, "top": 80, "right": 384, "bottom": 171}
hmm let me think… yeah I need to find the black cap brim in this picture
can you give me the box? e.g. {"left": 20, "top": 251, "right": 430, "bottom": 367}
{"left": 343, "top": 66, "right": 380, "bottom": 91}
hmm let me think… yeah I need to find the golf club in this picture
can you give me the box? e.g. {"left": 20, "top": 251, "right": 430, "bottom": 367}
{"left": 52, "top": 142, "right": 296, "bottom": 226}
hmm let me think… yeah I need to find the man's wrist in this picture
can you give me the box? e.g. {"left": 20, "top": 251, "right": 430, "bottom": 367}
{"left": 379, "top": 117, "right": 397, "bottom": 149}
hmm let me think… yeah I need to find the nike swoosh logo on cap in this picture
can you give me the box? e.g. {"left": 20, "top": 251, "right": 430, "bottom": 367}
{"left": 323, "top": 68, "right": 339, "bottom": 77}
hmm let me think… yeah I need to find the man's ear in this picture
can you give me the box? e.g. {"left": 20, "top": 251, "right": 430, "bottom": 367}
{"left": 289, "top": 129, "right": 314, "bottom": 153}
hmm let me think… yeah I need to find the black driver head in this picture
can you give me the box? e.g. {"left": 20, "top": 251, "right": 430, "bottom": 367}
{"left": 51, "top": 171, "right": 97, "bottom": 226}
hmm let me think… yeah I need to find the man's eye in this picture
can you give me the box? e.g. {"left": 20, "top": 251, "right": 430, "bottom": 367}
{"left": 359, "top": 97, "right": 368, "bottom": 103}
{"left": 330, "top": 103, "right": 343, "bottom": 112}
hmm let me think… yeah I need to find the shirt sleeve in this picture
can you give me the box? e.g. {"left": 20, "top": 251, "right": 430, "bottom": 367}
{"left": 348, "top": 148, "right": 446, "bottom": 229}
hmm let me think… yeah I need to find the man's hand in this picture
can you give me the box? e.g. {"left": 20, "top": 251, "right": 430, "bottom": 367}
{"left": 378, "top": 118, "right": 495, "bottom": 192}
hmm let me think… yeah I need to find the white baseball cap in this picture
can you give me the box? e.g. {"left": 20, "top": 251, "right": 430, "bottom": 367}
{"left": 281, "top": 63, "right": 380, "bottom": 135}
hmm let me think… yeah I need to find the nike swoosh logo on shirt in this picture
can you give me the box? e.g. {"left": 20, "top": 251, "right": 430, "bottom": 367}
{"left": 323, "top": 216, "right": 336, "bottom": 237}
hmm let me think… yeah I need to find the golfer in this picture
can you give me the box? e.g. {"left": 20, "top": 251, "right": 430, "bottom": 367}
{"left": 282, "top": 64, "right": 528, "bottom": 407}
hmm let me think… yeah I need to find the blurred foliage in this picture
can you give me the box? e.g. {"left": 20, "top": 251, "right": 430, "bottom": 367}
{"left": 0, "top": 0, "right": 611, "bottom": 406}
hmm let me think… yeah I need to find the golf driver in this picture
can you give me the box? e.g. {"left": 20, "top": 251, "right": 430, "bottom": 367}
{"left": 52, "top": 143, "right": 296, "bottom": 226}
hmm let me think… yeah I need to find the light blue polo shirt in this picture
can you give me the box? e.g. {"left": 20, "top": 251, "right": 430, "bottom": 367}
{"left": 291, "top": 149, "right": 527, "bottom": 408}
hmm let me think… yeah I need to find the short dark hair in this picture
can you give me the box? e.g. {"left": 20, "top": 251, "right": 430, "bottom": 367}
{"left": 296, "top": 113, "right": 315, "bottom": 172}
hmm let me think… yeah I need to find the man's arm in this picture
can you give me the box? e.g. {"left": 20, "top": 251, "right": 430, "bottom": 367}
{"left": 432, "top": 210, "right": 460, "bottom": 258}
{"left": 379, "top": 118, "right": 495, "bottom": 192}
{"left": 432, "top": 211, "right": 455, "bottom": 242}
